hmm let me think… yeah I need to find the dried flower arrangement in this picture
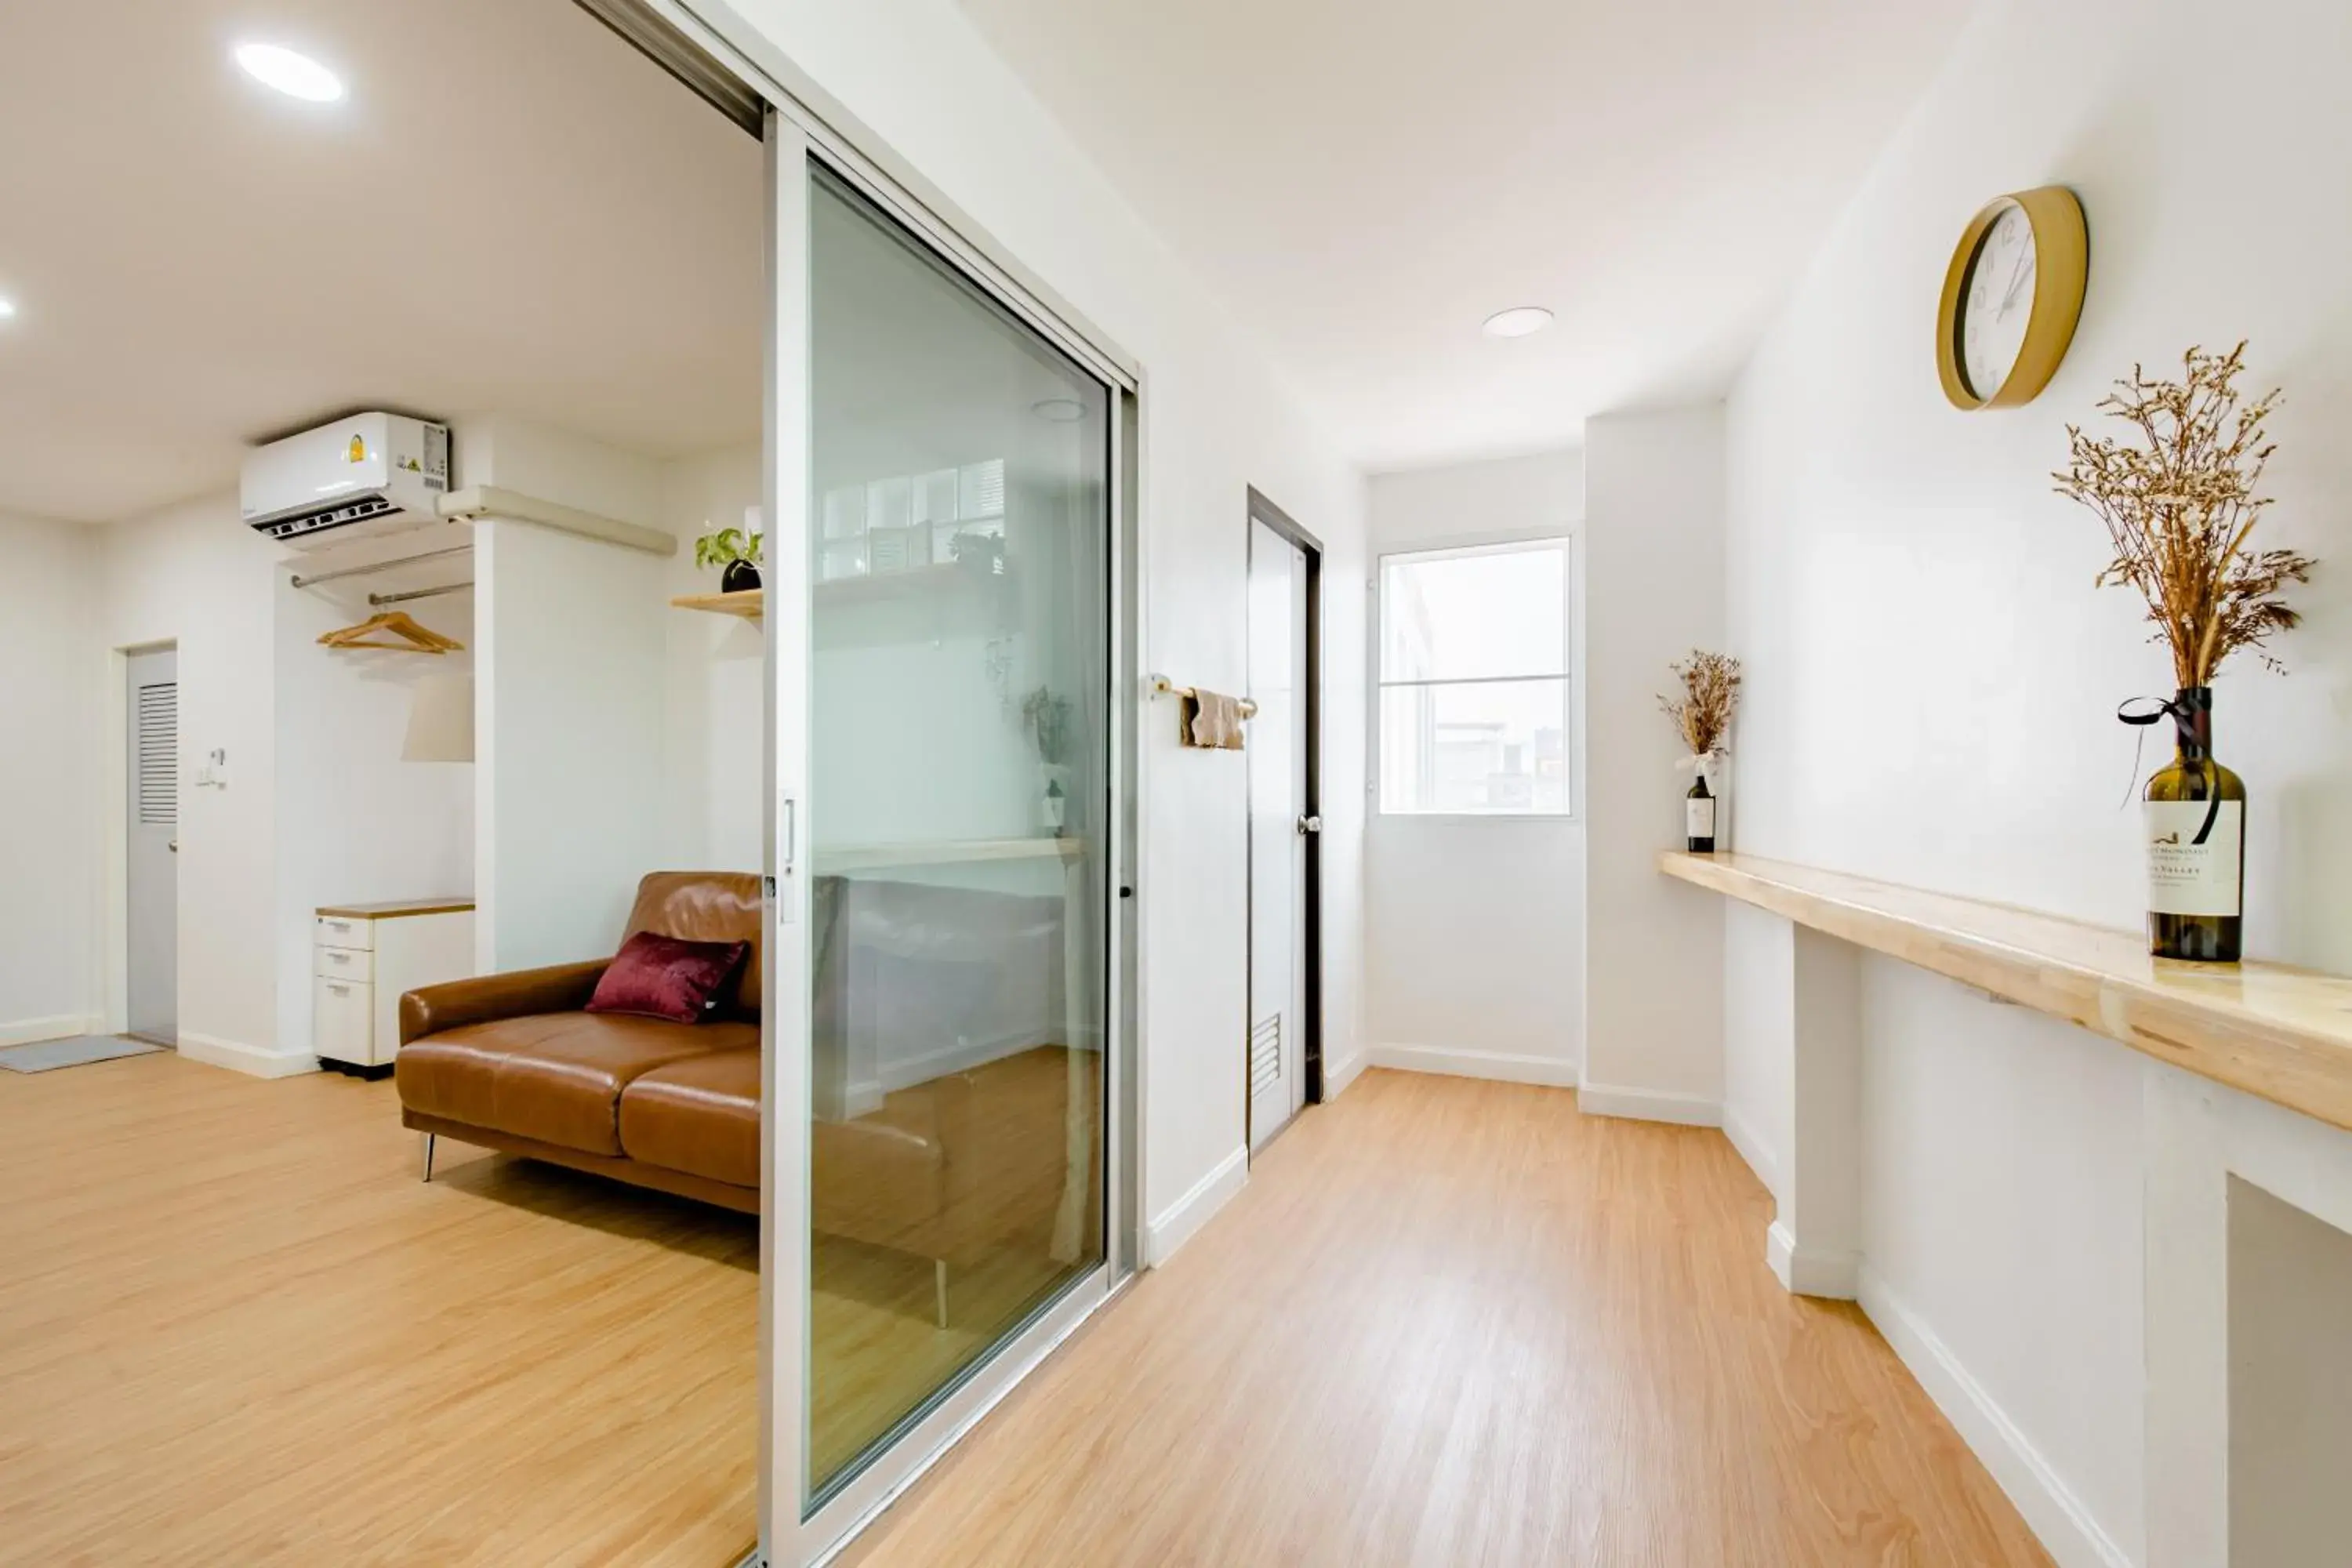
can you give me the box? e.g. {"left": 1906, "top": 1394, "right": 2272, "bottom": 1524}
{"left": 1659, "top": 650, "right": 1742, "bottom": 757}
{"left": 2053, "top": 343, "right": 2315, "bottom": 686}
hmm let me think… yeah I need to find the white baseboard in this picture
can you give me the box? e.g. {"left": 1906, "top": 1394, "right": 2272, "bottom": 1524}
{"left": 1721, "top": 1102, "right": 1781, "bottom": 1197}
{"left": 1367, "top": 1043, "right": 1578, "bottom": 1087}
{"left": 1143, "top": 1144, "right": 1248, "bottom": 1268}
{"left": 1857, "top": 1265, "right": 2131, "bottom": 1568}
{"left": 178, "top": 1032, "right": 319, "bottom": 1080}
{"left": 1322, "top": 1047, "right": 1367, "bottom": 1098}
{"left": 0, "top": 1014, "right": 99, "bottom": 1049}
{"left": 1766, "top": 1219, "right": 1857, "bottom": 1299}
{"left": 1576, "top": 1081, "right": 1722, "bottom": 1127}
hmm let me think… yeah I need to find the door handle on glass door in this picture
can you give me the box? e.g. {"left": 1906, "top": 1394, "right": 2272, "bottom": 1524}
{"left": 1297, "top": 815, "right": 1323, "bottom": 835}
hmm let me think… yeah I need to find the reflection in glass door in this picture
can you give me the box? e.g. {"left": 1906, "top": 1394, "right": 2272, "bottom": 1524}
{"left": 802, "top": 165, "right": 1111, "bottom": 1504}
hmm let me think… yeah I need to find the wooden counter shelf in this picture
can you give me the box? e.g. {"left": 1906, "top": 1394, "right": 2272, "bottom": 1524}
{"left": 1661, "top": 850, "right": 2352, "bottom": 1134}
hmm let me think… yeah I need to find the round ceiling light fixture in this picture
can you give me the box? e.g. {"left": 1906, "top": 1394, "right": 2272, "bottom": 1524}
{"left": 234, "top": 42, "right": 346, "bottom": 103}
{"left": 0, "top": 296, "right": 16, "bottom": 321}
{"left": 1481, "top": 306, "right": 1554, "bottom": 339}
{"left": 1032, "top": 397, "right": 1087, "bottom": 423}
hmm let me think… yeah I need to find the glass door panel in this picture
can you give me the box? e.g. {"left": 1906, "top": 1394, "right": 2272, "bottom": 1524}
{"left": 804, "top": 165, "right": 1111, "bottom": 1504}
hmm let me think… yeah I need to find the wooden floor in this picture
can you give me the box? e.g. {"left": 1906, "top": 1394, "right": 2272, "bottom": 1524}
{"left": 3, "top": 1057, "right": 2053, "bottom": 1566}
{"left": 844, "top": 1069, "right": 2053, "bottom": 1567}
{"left": 0, "top": 1052, "right": 759, "bottom": 1567}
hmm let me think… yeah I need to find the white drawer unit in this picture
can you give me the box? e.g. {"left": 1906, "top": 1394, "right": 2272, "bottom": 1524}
{"left": 314, "top": 913, "right": 376, "bottom": 952}
{"left": 310, "top": 899, "right": 475, "bottom": 1076}
{"left": 314, "top": 944, "right": 374, "bottom": 982}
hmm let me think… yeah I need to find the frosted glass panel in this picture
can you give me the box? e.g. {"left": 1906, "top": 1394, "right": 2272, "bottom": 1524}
{"left": 804, "top": 168, "right": 1109, "bottom": 1503}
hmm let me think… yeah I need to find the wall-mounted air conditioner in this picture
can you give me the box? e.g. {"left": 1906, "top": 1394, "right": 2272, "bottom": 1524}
{"left": 241, "top": 412, "right": 451, "bottom": 550}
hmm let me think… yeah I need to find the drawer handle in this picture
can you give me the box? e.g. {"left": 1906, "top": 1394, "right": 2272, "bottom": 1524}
{"left": 328, "top": 983, "right": 350, "bottom": 996}
{"left": 330, "top": 952, "right": 350, "bottom": 964}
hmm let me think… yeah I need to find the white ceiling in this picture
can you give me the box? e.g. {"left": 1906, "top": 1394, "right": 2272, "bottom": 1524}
{"left": 0, "top": 0, "right": 763, "bottom": 522}
{"left": 953, "top": 0, "right": 1974, "bottom": 471}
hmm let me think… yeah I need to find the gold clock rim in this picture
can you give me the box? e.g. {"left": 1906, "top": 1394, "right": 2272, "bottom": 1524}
{"left": 1936, "top": 185, "right": 2089, "bottom": 412}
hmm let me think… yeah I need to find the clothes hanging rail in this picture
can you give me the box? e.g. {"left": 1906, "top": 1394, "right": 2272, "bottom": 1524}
{"left": 1146, "top": 673, "right": 1258, "bottom": 719}
{"left": 369, "top": 583, "right": 472, "bottom": 608}
{"left": 288, "top": 543, "right": 472, "bottom": 591}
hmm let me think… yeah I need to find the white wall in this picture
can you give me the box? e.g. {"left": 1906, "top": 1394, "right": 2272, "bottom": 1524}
{"left": 1581, "top": 406, "right": 1726, "bottom": 1121}
{"left": 1363, "top": 452, "right": 1584, "bottom": 1084}
{"left": 661, "top": 443, "right": 768, "bottom": 873}
{"left": 2230, "top": 1176, "right": 2352, "bottom": 1568}
{"left": 1720, "top": 0, "right": 2352, "bottom": 1559}
{"left": 475, "top": 517, "right": 672, "bottom": 971}
{"left": 0, "top": 513, "right": 103, "bottom": 1044}
{"left": 273, "top": 578, "right": 476, "bottom": 1059}
{"left": 96, "top": 496, "right": 285, "bottom": 1066}
{"left": 717, "top": 0, "right": 1369, "bottom": 1247}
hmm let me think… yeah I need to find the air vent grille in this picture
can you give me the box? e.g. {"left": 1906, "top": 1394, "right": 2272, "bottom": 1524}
{"left": 136, "top": 682, "right": 177, "bottom": 827}
{"left": 262, "top": 493, "right": 401, "bottom": 540}
{"left": 1249, "top": 1013, "right": 1282, "bottom": 1105}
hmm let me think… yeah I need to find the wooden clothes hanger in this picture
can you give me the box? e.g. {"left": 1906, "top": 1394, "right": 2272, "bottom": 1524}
{"left": 318, "top": 610, "right": 466, "bottom": 655}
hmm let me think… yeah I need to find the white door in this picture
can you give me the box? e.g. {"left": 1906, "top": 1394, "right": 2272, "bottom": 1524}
{"left": 1247, "top": 519, "right": 1307, "bottom": 1152}
{"left": 126, "top": 647, "right": 179, "bottom": 1044}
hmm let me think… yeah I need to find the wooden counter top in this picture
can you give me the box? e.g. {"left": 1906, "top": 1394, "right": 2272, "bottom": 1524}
{"left": 315, "top": 898, "right": 476, "bottom": 920}
{"left": 1660, "top": 851, "right": 2352, "bottom": 1134}
{"left": 816, "top": 837, "right": 1087, "bottom": 875}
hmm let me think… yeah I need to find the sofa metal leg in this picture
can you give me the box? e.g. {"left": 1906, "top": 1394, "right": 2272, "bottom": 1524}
{"left": 934, "top": 1259, "right": 949, "bottom": 1330}
{"left": 421, "top": 1132, "right": 437, "bottom": 1183}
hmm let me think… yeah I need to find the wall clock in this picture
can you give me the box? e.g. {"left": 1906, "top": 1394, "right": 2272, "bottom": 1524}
{"left": 1936, "top": 185, "right": 2089, "bottom": 410}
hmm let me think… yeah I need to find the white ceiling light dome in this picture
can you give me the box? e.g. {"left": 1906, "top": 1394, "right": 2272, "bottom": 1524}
{"left": 234, "top": 43, "right": 346, "bottom": 103}
{"left": 1481, "top": 306, "right": 1554, "bottom": 339}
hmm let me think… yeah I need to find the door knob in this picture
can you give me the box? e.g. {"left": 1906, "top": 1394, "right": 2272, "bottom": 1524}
{"left": 168, "top": 839, "right": 180, "bottom": 853}
{"left": 1296, "top": 815, "right": 1323, "bottom": 835}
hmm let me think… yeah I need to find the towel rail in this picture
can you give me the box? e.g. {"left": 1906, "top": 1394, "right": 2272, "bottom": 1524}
{"left": 1146, "top": 673, "right": 1258, "bottom": 719}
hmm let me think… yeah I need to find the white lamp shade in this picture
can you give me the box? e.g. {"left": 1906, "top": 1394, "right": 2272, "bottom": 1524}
{"left": 402, "top": 673, "right": 474, "bottom": 763}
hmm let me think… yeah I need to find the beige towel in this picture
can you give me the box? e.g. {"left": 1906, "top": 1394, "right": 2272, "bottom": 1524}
{"left": 1181, "top": 688, "right": 1246, "bottom": 750}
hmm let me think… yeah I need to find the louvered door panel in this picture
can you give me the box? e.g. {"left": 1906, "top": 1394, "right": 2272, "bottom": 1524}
{"left": 1249, "top": 1013, "right": 1283, "bottom": 1107}
{"left": 136, "top": 682, "right": 177, "bottom": 826}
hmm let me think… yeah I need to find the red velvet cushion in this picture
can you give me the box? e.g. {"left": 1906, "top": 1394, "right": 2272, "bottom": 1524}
{"left": 585, "top": 932, "right": 750, "bottom": 1024}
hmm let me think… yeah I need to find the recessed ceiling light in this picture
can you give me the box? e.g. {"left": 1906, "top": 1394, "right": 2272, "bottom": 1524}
{"left": 234, "top": 42, "right": 345, "bottom": 103}
{"left": 1482, "top": 306, "right": 1553, "bottom": 339}
{"left": 0, "top": 297, "right": 16, "bottom": 321}
{"left": 1032, "top": 397, "right": 1087, "bottom": 423}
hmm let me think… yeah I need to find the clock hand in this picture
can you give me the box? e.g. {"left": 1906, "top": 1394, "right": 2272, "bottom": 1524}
{"left": 2001, "top": 253, "right": 2036, "bottom": 314}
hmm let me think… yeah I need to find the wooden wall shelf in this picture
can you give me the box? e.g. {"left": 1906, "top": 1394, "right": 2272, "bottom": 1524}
{"left": 671, "top": 567, "right": 1011, "bottom": 621}
{"left": 1661, "top": 850, "right": 2352, "bottom": 1134}
{"left": 671, "top": 590, "right": 764, "bottom": 619}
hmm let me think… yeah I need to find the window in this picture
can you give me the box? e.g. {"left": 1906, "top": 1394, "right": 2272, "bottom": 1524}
{"left": 1377, "top": 538, "right": 1570, "bottom": 815}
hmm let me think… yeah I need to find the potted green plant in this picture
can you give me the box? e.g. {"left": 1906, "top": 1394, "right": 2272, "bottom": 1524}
{"left": 695, "top": 523, "right": 765, "bottom": 593}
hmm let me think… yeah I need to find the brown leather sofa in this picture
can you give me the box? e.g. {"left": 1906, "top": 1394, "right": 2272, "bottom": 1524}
{"left": 396, "top": 871, "right": 1086, "bottom": 1323}
{"left": 396, "top": 871, "right": 766, "bottom": 1214}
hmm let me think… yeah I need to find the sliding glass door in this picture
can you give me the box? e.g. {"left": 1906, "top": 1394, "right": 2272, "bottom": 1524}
{"left": 801, "top": 161, "right": 1111, "bottom": 1499}
{"left": 760, "top": 100, "right": 1128, "bottom": 1560}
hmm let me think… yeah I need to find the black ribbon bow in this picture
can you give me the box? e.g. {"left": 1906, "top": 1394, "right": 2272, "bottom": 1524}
{"left": 2118, "top": 697, "right": 2223, "bottom": 846}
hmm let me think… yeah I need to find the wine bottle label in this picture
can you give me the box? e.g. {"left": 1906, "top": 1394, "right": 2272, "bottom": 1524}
{"left": 1686, "top": 797, "right": 1716, "bottom": 840}
{"left": 2144, "top": 801, "right": 2242, "bottom": 917}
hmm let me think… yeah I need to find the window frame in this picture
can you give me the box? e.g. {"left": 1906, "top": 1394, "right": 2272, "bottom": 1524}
{"left": 1371, "top": 528, "right": 1580, "bottom": 822}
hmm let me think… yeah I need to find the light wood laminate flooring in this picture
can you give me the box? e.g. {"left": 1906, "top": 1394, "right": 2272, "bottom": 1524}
{"left": 844, "top": 1068, "right": 2053, "bottom": 1567}
{"left": 0, "top": 1052, "right": 759, "bottom": 1567}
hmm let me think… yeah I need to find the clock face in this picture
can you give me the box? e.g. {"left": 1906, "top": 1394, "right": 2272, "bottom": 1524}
{"left": 1959, "top": 201, "right": 2038, "bottom": 400}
